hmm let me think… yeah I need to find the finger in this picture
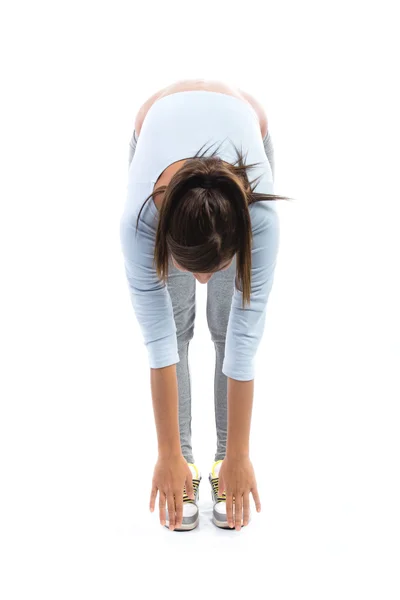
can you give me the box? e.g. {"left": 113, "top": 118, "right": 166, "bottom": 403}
{"left": 167, "top": 492, "right": 176, "bottom": 530}
{"left": 234, "top": 494, "right": 243, "bottom": 530}
{"left": 159, "top": 491, "right": 166, "bottom": 526}
{"left": 175, "top": 489, "right": 183, "bottom": 529}
{"left": 149, "top": 484, "right": 158, "bottom": 512}
{"left": 226, "top": 492, "right": 234, "bottom": 528}
{"left": 252, "top": 485, "right": 261, "bottom": 512}
{"left": 218, "top": 477, "right": 225, "bottom": 498}
{"left": 242, "top": 492, "right": 250, "bottom": 526}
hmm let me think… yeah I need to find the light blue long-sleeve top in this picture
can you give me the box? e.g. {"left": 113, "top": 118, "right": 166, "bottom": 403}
{"left": 120, "top": 90, "right": 280, "bottom": 381}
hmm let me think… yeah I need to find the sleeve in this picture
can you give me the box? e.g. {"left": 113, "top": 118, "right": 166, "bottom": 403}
{"left": 222, "top": 202, "right": 280, "bottom": 381}
{"left": 119, "top": 211, "right": 180, "bottom": 370}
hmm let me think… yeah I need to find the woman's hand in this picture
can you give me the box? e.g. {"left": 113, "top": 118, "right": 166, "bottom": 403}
{"left": 218, "top": 456, "right": 261, "bottom": 530}
{"left": 149, "top": 454, "right": 195, "bottom": 530}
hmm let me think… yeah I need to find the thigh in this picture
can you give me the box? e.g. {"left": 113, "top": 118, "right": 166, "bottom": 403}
{"left": 166, "top": 256, "right": 197, "bottom": 345}
{"left": 206, "top": 255, "right": 236, "bottom": 342}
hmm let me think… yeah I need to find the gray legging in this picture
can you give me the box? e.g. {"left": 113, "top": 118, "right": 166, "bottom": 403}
{"left": 128, "top": 129, "right": 275, "bottom": 464}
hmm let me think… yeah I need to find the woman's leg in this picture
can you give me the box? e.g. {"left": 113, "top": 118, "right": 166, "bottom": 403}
{"left": 166, "top": 256, "right": 197, "bottom": 464}
{"left": 206, "top": 255, "right": 237, "bottom": 462}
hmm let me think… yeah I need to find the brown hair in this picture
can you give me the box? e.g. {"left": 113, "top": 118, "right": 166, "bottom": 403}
{"left": 136, "top": 139, "right": 293, "bottom": 309}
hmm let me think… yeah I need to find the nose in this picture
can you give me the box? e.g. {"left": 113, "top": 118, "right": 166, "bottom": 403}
{"left": 194, "top": 273, "right": 212, "bottom": 283}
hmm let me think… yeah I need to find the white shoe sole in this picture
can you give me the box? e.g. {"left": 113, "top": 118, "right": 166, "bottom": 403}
{"left": 165, "top": 516, "right": 199, "bottom": 531}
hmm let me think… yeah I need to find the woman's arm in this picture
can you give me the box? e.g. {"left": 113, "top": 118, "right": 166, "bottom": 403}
{"left": 150, "top": 364, "right": 182, "bottom": 457}
{"left": 226, "top": 378, "right": 254, "bottom": 458}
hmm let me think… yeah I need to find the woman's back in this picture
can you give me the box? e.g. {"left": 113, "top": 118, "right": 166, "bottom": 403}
{"left": 134, "top": 79, "right": 267, "bottom": 138}
{"left": 120, "top": 88, "right": 279, "bottom": 381}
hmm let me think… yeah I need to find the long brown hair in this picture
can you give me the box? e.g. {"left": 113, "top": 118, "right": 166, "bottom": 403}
{"left": 135, "top": 139, "right": 293, "bottom": 309}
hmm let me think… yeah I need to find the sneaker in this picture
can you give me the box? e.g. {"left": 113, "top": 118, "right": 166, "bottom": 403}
{"left": 209, "top": 459, "right": 249, "bottom": 528}
{"left": 165, "top": 463, "right": 201, "bottom": 531}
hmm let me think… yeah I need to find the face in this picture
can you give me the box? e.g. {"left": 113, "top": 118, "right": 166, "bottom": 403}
{"left": 172, "top": 257, "right": 234, "bottom": 283}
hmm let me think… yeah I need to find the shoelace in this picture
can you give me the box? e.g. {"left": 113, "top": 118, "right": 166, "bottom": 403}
{"left": 183, "top": 477, "right": 201, "bottom": 503}
{"left": 210, "top": 476, "right": 226, "bottom": 501}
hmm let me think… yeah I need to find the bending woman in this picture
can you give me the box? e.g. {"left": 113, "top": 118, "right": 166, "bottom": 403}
{"left": 120, "top": 79, "right": 290, "bottom": 533}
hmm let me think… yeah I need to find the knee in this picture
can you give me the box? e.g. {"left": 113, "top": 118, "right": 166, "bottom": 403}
{"left": 207, "top": 310, "right": 229, "bottom": 345}
{"left": 176, "top": 319, "right": 195, "bottom": 347}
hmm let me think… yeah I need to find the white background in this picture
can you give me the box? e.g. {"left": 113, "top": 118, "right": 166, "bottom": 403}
{"left": 1, "top": 1, "right": 399, "bottom": 598}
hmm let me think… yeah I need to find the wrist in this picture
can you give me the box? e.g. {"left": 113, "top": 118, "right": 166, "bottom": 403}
{"left": 158, "top": 444, "right": 182, "bottom": 459}
{"left": 225, "top": 448, "right": 250, "bottom": 460}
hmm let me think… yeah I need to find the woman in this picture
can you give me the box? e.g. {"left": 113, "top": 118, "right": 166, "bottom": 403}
{"left": 120, "top": 79, "right": 290, "bottom": 532}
